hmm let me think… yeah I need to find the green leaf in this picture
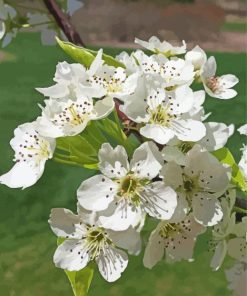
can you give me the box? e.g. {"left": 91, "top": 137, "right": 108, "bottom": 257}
{"left": 57, "top": 238, "right": 94, "bottom": 296}
{"left": 53, "top": 117, "right": 139, "bottom": 169}
{"left": 212, "top": 147, "right": 247, "bottom": 193}
{"left": 56, "top": 37, "right": 125, "bottom": 68}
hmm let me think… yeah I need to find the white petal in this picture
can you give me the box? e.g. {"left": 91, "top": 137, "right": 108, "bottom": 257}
{"left": 232, "top": 217, "right": 247, "bottom": 238}
{"left": 99, "top": 201, "right": 143, "bottom": 231}
{"left": 200, "top": 122, "right": 234, "bottom": 151}
{"left": 173, "top": 119, "right": 206, "bottom": 142}
{"left": 168, "top": 192, "right": 189, "bottom": 223}
{"left": 130, "top": 141, "right": 163, "bottom": 180}
{"left": 0, "top": 161, "right": 45, "bottom": 189}
{"left": 143, "top": 226, "right": 164, "bottom": 269}
{"left": 142, "top": 182, "right": 177, "bottom": 220}
{"left": 171, "top": 85, "right": 194, "bottom": 114}
{"left": 160, "top": 161, "right": 183, "bottom": 189}
{"left": 219, "top": 74, "right": 239, "bottom": 88}
{"left": 77, "top": 175, "right": 118, "bottom": 211}
{"left": 108, "top": 227, "right": 142, "bottom": 255}
{"left": 97, "top": 246, "right": 128, "bottom": 282}
{"left": 238, "top": 124, "right": 247, "bottom": 136}
{"left": 36, "top": 83, "right": 69, "bottom": 98}
{"left": 210, "top": 240, "right": 227, "bottom": 271}
{"left": 192, "top": 193, "right": 223, "bottom": 226}
{"left": 49, "top": 208, "right": 86, "bottom": 239}
{"left": 0, "top": 21, "right": 5, "bottom": 40}
{"left": 140, "top": 124, "right": 175, "bottom": 145}
{"left": 93, "top": 96, "right": 114, "bottom": 120}
{"left": 202, "top": 56, "right": 216, "bottom": 78}
{"left": 218, "top": 88, "right": 237, "bottom": 100}
{"left": 162, "top": 145, "right": 187, "bottom": 166}
{"left": 228, "top": 238, "right": 247, "bottom": 262}
{"left": 98, "top": 143, "right": 129, "bottom": 178}
{"left": 54, "top": 239, "right": 90, "bottom": 271}
{"left": 185, "top": 45, "right": 207, "bottom": 70}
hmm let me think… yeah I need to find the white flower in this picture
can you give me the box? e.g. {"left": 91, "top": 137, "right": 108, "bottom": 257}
{"left": 135, "top": 36, "right": 186, "bottom": 57}
{"left": 227, "top": 217, "right": 247, "bottom": 263}
{"left": 28, "top": 13, "right": 57, "bottom": 45}
{"left": 185, "top": 45, "right": 207, "bottom": 72}
{"left": 201, "top": 56, "right": 239, "bottom": 99}
{"left": 225, "top": 262, "right": 247, "bottom": 296}
{"left": 67, "top": 0, "right": 84, "bottom": 15}
{"left": 210, "top": 190, "right": 236, "bottom": 271}
{"left": 238, "top": 124, "right": 247, "bottom": 136}
{"left": 77, "top": 142, "right": 177, "bottom": 231}
{"left": 239, "top": 145, "right": 247, "bottom": 180}
{"left": 162, "top": 122, "right": 234, "bottom": 166}
{"left": 0, "top": 1, "right": 17, "bottom": 47}
{"left": 0, "top": 122, "right": 55, "bottom": 189}
{"left": 79, "top": 60, "right": 139, "bottom": 101}
{"left": 143, "top": 214, "right": 205, "bottom": 268}
{"left": 134, "top": 51, "right": 194, "bottom": 89}
{"left": 121, "top": 86, "right": 206, "bottom": 145}
{"left": 161, "top": 145, "right": 231, "bottom": 226}
{"left": 36, "top": 95, "right": 114, "bottom": 138}
{"left": 36, "top": 50, "right": 106, "bottom": 99}
{"left": 115, "top": 51, "right": 140, "bottom": 75}
{"left": 49, "top": 207, "right": 141, "bottom": 282}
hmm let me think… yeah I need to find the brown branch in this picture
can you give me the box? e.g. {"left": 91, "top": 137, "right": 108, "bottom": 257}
{"left": 43, "top": 0, "right": 85, "bottom": 46}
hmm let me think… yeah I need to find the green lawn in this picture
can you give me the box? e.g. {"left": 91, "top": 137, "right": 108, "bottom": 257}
{"left": 0, "top": 33, "right": 246, "bottom": 296}
{"left": 221, "top": 22, "right": 247, "bottom": 33}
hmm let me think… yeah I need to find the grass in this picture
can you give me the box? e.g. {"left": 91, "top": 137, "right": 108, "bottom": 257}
{"left": 221, "top": 22, "right": 247, "bottom": 33}
{"left": 0, "top": 33, "right": 246, "bottom": 296}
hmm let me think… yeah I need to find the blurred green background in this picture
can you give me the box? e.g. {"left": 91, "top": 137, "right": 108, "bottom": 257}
{"left": 0, "top": 33, "right": 246, "bottom": 296}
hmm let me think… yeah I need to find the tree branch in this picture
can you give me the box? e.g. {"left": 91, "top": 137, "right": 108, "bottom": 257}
{"left": 43, "top": 0, "right": 85, "bottom": 46}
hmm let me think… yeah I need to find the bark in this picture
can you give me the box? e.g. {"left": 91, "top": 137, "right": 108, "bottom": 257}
{"left": 43, "top": 0, "right": 85, "bottom": 46}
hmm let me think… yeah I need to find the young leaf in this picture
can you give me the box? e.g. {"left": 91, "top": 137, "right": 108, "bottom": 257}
{"left": 212, "top": 147, "right": 247, "bottom": 193}
{"left": 56, "top": 37, "right": 125, "bottom": 68}
{"left": 57, "top": 238, "right": 94, "bottom": 296}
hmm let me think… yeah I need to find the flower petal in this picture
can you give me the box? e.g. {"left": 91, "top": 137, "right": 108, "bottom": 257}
{"left": 36, "top": 83, "right": 69, "bottom": 99}
{"left": 140, "top": 124, "right": 175, "bottom": 145}
{"left": 0, "top": 161, "right": 45, "bottom": 189}
{"left": 53, "top": 239, "right": 90, "bottom": 271}
{"left": 130, "top": 141, "right": 163, "bottom": 179}
{"left": 228, "top": 238, "right": 247, "bottom": 263}
{"left": 173, "top": 119, "right": 206, "bottom": 142}
{"left": 141, "top": 182, "right": 177, "bottom": 220}
{"left": 143, "top": 226, "right": 164, "bottom": 269}
{"left": 49, "top": 208, "right": 86, "bottom": 239}
{"left": 192, "top": 193, "right": 223, "bottom": 226}
{"left": 98, "top": 143, "right": 129, "bottom": 178}
{"left": 97, "top": 246, "right": 128, "bottom": 282}
{"left": 77, "top": 175, "right": 118, "bottom": 211}
{"left": 210, "top": 240, "right": 227, "bottom": 271}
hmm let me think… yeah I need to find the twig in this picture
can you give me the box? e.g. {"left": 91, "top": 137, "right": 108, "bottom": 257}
{"left": 43, "top": 0, "right": 85, "bottom": 46}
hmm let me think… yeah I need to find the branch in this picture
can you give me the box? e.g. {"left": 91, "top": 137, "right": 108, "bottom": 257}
{"left": 43, "top": 0, "right": 85, "bottom": 46}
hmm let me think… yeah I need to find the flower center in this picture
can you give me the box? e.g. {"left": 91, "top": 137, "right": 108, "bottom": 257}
{"left": 148, "top": 105, "right": 173, "bottom": 126}
{"left": 52, "top": 100, "right": 93, "bottom": 127}
{"left": 206, "top": 77, "right": 220, "bottom": 93}
{"left": 107, "top": 79, "right": 123, "bottom": 93}
{"left": 85, "top": 227, "right": 111, "bottom": 259}
{"left": 159, "top": 222, "right": 179, "bottom": 238}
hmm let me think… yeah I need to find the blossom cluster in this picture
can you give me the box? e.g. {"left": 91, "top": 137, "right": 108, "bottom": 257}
{"left": 1, "top": 36, "right": 246, "bottom": 293}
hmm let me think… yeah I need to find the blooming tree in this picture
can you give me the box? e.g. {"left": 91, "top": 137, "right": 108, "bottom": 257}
{"left": 0, "top": 1, "right": 247, "bottom": 296}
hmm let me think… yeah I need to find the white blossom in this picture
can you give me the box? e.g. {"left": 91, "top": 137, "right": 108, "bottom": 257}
{"left": 185, "top": 45, "right": 207, "bottom": 73}
{"left": 77, "top": 142, "right": 177, "bottom": 231}
{"left": 162, "top": 122, "right": 234, "bottom": 166}
{"left": 143, "top": 214, "right": 205, "bottom": 268}
{"left": 210, "top": 190, "right": 236, "bottom": 271}
{"left": 121, "top": 85, "right": 206, "bottom": 145}
{"left": 49, "top": 206, "right": 141, "bottom": 282}
{"left": 135, "top": 36, "right": 186, "bottom": 57}
{"left": 225, "top": 262, "right": 247, "bottom": 296}
{"left": 239, "top": 145, "right": 247, "bottom": 180}
{"left": 238, "top": 124, "right": 247, "bottom": 136}
{"left": 134, "top": 51, "right": 194, "bottom": 89}
{"left": 161, "top": 145, "right": 231, "bottom": 226}
{"left": 0, "top": 1, "right": 17, "bottom": 47}
{"left": 36, "top": 95, "right": 114, "bottom": 138}
{"left": 0, "top": 122, "right": 55, "bottom": 189}
{"left": 201, "top": 56, "right": 239, "bottom": 99}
